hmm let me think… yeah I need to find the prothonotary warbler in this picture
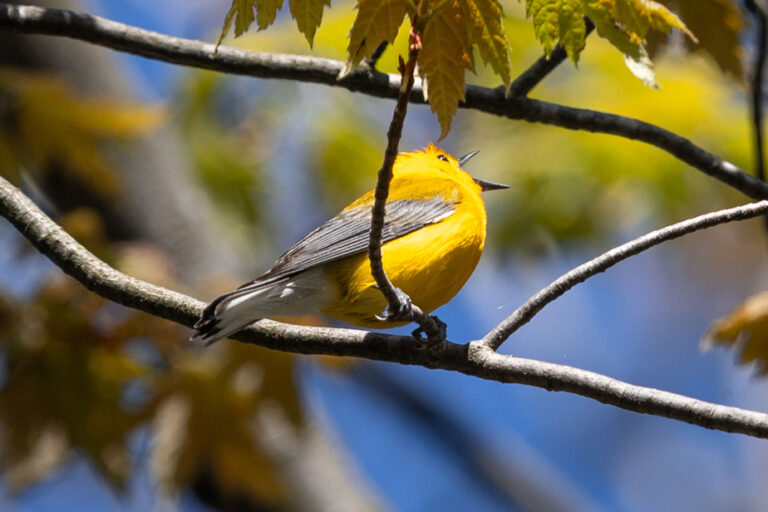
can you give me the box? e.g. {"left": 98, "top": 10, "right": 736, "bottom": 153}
{"left": 191, "top": 144, "right": 508, "bottom": 345}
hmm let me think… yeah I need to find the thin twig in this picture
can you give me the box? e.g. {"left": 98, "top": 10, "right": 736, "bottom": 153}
{"left": 368, "top": 23, "right": 442, "bottom": 341}
{"left": 482, "top": 200, "right": 768, "bottom": 351}
{"left": 365, "top": 41, "right": 388, "bottom": 69}
{"left": 747, "top": 0, "right": 768, "bottom": 182}
{"left": 3, "top": 175, "right": 768, "bottom": 437}
{"left": 509, "top": 17, "right": 595, "bottom": 97}
{"left": 745, "top": 0, "right": 768, "bottom": 240}
{"left": 1, "top": 4, "right": 767, "bottom": 200}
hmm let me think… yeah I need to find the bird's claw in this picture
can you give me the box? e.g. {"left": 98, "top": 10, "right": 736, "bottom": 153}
{"left": 376, "top": 287, "right": 414, "bottom": 322}
{"left": 412, "top": 315, "right": 447, "bottom": 346}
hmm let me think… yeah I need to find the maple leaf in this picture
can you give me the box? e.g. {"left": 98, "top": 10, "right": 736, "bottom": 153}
{"left": 342, "top": 0, "right": 411, "bottom": 77}
{"left": 704, "top": 292, "right": 768, "bottom": 375}
{"left": 290, "top": 0, "right": 332, "bottom": 47}
{"left": 256, "top": 0, "right": 285, "bottom": 30}
{"left": 557, "top": 0, "right": 586, "bottom": 63}
{"left": 527, "top": 0, "right": 559, "bottom": 57}
{"left": 419, "top": 0, "right": 474, "bottom": 139}
{"left": 463, "top": 0, "right": 512, "bottom": 86}
{"left": 525, "top": 0, "right": 696, "bottom": 87}
{"left": 218, "top": 0, "right": 256, "bottom": 46}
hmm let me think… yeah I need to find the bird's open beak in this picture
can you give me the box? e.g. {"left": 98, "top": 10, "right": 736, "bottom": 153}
{"left": 458, "top": 150, "right": 480, "bottom": 167}
{"left": 458, "top": 150, "right": 510, "bottom": 192}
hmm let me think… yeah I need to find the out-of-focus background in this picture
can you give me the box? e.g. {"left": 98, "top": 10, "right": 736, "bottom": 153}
{"left": 2, "top": 1, "right": 768, "bottom": 510}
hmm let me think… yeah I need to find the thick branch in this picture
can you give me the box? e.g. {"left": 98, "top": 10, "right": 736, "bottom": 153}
{"left": 4, "top": 175, "right": 768, "bottom": 438}
{"left": 482, "top": 200, "right": 768, "bottom": 350}
{"left": 1, "top": 4, "right": 767, "bottom": 200}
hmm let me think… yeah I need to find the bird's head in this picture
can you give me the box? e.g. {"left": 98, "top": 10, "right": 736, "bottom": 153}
{"left": 398, "top": 143, "right": 509, "bottom": 192}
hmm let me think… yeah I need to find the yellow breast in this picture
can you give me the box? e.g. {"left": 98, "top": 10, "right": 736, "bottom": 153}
{"left": 322, "top": 178, "right": 487, "bottom": 328}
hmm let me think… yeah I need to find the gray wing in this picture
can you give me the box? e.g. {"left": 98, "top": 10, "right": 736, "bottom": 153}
{"left": 250, "top": 197, "right": 457, "bottom": 285}
{"left": 192, "top": 197, "right": 456, "bottom": 342}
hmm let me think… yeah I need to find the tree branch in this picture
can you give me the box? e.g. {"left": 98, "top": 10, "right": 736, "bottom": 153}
{"left": 1, "top": 3, "right": 766, "bottom": 200}
{"left": 482, "top": 200, "right": 768, "bottom": 350}
{"left": 4, "top": 175, "right": 768, "bottom": 438}
{"left": 509, "top": 17, "right": 595, "bottom": 97}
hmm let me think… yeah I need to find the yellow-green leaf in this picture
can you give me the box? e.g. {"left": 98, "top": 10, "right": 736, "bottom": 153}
{"left": 256, "top": 0, "right": 285, "bottom": 29}
{"left": 582, "top": 0, "right": 642, "bottom": 59}
{"left": 342, "top": 0, "right": 410, "bottom": 76}
{"left": 464, "top": 0, "right": 512, "bottom": 86}
{"left": 419, "top": 0, "right": 473, "bottom": 139}
{"left": 558, "top": 0, "right": 586, "bottom": 63}
{"left": 289, "top": 0, "right": 332, "bottom": 47}
{"left": 628, "top": 0, "right": 696, "bottom": 42}
{"left": 218, "top": 0, "right": 256, "bottom": 46}
{"left": 528, "top": 0, "right": 559, "bottom": 57}
{"left": 217, "top": 0, "right": 286, "bottom": 47}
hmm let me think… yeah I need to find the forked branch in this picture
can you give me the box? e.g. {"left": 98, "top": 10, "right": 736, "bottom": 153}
{"left": 3, "top": 175, "right": 768, "bottom": 437}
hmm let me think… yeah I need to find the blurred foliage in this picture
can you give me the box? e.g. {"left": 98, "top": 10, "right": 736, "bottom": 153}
{"left": 148, "top": 343, "right": 301, "bottom": 505}
{"left": 649, "top": 0, "right": 745, "bottom": 80}
{"left": 0, "top": 68, "right": 165, "bottom": 195}
{"left": 705, "top": 292, "right": 768, "bottom": 376}
{"left": 0, "top": 275, "right": 153, "bottom": 491}
{"left": 175, "top": 71, "right": 269, "bottom": 242}
{"left": 0, "top": 206, "right": 306, "bottom": 506}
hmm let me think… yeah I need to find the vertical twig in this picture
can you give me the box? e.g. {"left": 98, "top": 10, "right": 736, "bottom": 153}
{"left": 747, "top": 0, "right": 768, "bottom": 184}
{"left": 367, "top": 15, "right": 443, "bottom": 342}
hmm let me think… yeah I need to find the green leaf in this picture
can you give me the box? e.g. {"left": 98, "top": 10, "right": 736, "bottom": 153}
{"left": 289, "top": 0, "right": 332, "bottom": 47}
{"left": 557, "top": 0, "right": 586, "bottom": 63}
{"left": 463, "top": 0, "right": 512, "bottom": 86}
{"left": 528, "top": 0, "right": 559, "bottom": 57}
{"left": 342, "top": 0, "right": 410, "bottom": 76}
{"left": 419, "top": 0, "right": 474, "bottom": 138}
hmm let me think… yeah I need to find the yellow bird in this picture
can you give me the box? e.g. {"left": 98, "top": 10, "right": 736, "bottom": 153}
{"left": 191, "top": 144, "right": 507, "bottom": 345}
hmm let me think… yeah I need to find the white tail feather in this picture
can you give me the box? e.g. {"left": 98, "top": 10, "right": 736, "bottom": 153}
{"left": 191, "top": 268, "right": 336, "bottom": 346}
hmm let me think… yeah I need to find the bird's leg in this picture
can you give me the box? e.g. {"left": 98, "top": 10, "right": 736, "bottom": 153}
{"left": 411, "top": 315, "right": 447, "bottom": 345}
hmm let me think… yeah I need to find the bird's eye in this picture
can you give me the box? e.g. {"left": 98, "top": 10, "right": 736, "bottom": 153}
{"left": 437, "top": 154, "right": 449, "bottom": 162}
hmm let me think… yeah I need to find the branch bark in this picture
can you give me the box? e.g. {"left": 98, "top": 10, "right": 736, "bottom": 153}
{"left": 1, "top": 3, "right": 766, "bottom": 200}
{"left": 509, "top": 18, "right": 595, "bottom": 97}
{"left": 4, "top": 174, "right": 768, "bottom": 438}
{"left": 482, "top": 200, "right": 768, "bottom": 350}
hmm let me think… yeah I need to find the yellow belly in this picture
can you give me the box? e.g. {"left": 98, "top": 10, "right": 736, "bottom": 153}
{"left": 321, "top": 213, "right": 484, "bottom": 328}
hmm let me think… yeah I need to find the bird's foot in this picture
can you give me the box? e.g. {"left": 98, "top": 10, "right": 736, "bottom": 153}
{"left": 412, "top": 315, "right": 447, "bottom": 346}
{"left": 376, "top": 287, "right": 413, "bottom": 322}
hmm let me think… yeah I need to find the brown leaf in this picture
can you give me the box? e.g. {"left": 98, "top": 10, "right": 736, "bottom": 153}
{"left": 704, "top": 292, "right": 768, "bottom": 375}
